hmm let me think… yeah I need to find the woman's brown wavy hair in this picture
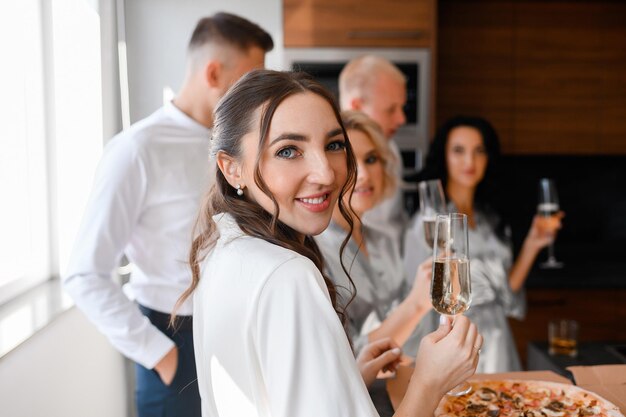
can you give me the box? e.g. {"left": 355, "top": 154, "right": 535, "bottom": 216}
{"left": 173, "top": 70, "right": 358, "bottom": 330}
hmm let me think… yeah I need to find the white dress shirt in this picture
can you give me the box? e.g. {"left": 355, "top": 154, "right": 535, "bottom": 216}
{"left": 63, "top": 101, "right": 211, "bottom": 368}
{"left": 193, "top": 214, "right": 378, "bottom": 417}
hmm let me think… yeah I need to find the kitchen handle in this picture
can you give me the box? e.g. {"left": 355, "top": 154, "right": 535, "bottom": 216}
{"left": 347, "top": 30, "right": 424, "bottom": 40}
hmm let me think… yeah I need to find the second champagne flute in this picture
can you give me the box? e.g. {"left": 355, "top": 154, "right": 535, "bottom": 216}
{"left": 538, "top": 178, "right": 563, "bottom": 269}
{"left": 431, "top": 213, "right": 472, "bottom": 396}
{"left": 418, "top": 179, "right": 447, "bottom": 249}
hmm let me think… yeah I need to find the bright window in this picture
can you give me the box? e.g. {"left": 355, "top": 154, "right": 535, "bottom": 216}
{"left": 0, "top": 0, "right": 103, "bottom": 305}
{"left": 50, "top": 0, "right": 103, "bottom": 272}
{"left": 0, "top": 0, "right": 50, "bottom": 304}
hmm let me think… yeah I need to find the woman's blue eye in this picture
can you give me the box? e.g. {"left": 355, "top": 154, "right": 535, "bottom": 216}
{"left": 365, "top": 155, "right": 379, "bottom": 164}
{"left": 276, "top": 147, "right": 298, "bottom": 159}
{"left": 327, "top": 140, "right": 346, "bottom": 151}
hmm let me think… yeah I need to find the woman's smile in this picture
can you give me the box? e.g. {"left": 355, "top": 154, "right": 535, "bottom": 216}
{"left": 295, "top": 191, "right": 333, "bottom": 212}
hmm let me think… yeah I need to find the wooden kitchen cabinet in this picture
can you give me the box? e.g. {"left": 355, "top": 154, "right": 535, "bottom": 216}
{"left": 436, "top": 0, "right": 626, "bottom": 154}
{"left": 509, "top": 288, "right": 626, "bottom": 367}
{"left": 284, "top": 0, "right": 436, "bottom": 48}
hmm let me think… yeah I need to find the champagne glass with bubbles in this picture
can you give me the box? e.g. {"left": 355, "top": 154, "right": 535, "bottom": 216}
{"left": 431, "top": 213, "right": 472, "bottom": 396}
{"left": 538, "top": 178, "right": 563, "bottom": 269}
{"left": 418, "top": 179, "right": 447, "bottom": 250}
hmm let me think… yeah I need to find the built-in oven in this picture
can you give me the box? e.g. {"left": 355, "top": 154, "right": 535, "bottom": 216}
{"left": 282, "top": 47, "right": 432, "bottom": 175}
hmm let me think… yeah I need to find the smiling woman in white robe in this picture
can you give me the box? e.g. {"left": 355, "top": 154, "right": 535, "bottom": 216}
{"left": 176, "top": 70, "right": 483, "bottom": 417}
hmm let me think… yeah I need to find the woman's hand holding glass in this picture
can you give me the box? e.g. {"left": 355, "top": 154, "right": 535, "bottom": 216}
{"left": 525, "top": 212, "right": 564, "bottom": 252}
{"left": 408, "top": 315, "right": 482, "bottom": 399}
{"left": 537, "top": 178, "right": 564, "bottom": 268}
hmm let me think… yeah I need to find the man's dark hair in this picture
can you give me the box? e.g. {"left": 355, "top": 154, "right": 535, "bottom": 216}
{"left": 189, "top": 12, "right": 274, "bottom": 53}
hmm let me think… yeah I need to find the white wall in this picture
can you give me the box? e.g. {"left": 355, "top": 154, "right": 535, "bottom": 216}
{"left": 0, "top": 308, "right": 126, "bottom": 417}
{"left": 124, "top": 0, "right": 284, "bottom": 122}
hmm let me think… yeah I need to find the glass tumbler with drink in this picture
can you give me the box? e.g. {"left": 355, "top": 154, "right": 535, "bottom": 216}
{"left": 548, "top": 319, "right": 578, "bottom": 357}
{"left": 538, "top": 178, "right": 563, "bottom": 269}
{"left": 430, "top": 213, "right": 472, "bottom": 396}
{"left": 418, "top": 179, "right": 447, "bottom": 249}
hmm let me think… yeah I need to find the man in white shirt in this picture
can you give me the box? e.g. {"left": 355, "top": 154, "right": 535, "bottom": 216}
{"left": 63, "top": 13, "right": 273, "bottom": 417}
{"left": 339, "top": 56, "right": 408, "bottom": 246}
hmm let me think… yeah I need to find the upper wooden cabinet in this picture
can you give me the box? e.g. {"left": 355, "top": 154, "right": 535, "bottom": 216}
{"left": 436, "top": 0, "right": 626, "bottom": 154}
{"left": 284, "top": 0, "right": 436, "bottom": 48}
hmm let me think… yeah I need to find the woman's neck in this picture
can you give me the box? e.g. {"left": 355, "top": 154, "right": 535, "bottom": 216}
{"left": 446, "top": 182, "right": 477, "bottom": 226}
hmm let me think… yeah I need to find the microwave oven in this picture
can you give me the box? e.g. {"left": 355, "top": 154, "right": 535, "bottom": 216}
{"left": 282, "top": 47, "right": 432, "bottom": 172}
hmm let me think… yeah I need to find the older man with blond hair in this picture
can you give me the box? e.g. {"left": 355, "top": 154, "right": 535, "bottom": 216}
{"left": 339, "top": 55, "right": 408, "bottom": 244}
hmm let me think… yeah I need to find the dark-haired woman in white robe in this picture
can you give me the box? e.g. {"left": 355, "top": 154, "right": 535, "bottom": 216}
{"left": 402, "top": 115, "right": 562, "bottom": 373}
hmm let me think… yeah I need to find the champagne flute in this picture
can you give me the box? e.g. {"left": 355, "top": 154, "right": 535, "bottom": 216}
{"left": 431, "top": 213, "right": 472, "bottom": 396}
{"left": 538, "top": 178, "right": 563, "bottom": 269}
{"left": 418, "top": 179, "right": 447, "bottom": 249}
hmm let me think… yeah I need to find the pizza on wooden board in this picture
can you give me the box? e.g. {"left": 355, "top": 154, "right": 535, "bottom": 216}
{"left": 435, "top": 380, "right": 623, "bottom": 417}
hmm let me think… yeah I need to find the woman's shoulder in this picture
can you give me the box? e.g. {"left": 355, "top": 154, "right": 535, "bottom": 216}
{"left": 207, "top": 213, "right": 321, "bottom": 286}
{"left": 213, "top": 214, "right": 307, "bottom": 264}
{"left": 314, "top": 221, "right": 353, "bottom": 260}
{"left": 315, "top": 221, "right": 348, "bottom": 246}
{"left": 363, "top": 224, "right": 400, "bottom": 256}
{"left": 363, "top": 223, "right": 393, "bottom": 242}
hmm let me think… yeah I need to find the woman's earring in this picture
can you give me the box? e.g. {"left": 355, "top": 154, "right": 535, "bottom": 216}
{"left": 236, "top": 184, "right": 244, "bottom": 196}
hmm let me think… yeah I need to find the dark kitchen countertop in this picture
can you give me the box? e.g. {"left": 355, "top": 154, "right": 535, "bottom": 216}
{"left": 525, "top": 261, "right": 626, "bottom": 289}
{"left": 527, "top": 341, "right": 626, "bottom": 379}
{"left": 522, "top": 243, "right": 626, "bottom": 289}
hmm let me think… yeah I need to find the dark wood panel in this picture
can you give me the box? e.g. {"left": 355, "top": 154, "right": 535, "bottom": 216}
{"left": 437, "top": 0, "right": 626, "bottom": 155}
{"left": 599, "top": 24, "right": 626, "bottom": 153}
{"left": 513, "top": 123, "right": 600, "bottom": 154}
{"left": 437, "top": 1, "right": 515, "bottom": 151}
{"left": 439, "top": 28, "right": 514, "bottom": 56}
{"left": 512, "top": 2, "right": 605, "bottom": 154}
